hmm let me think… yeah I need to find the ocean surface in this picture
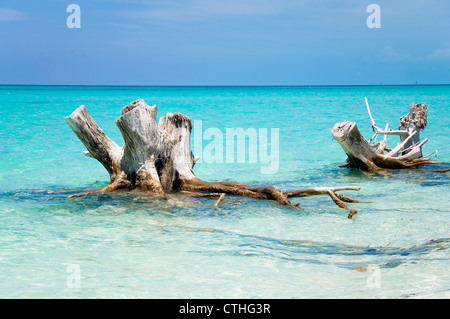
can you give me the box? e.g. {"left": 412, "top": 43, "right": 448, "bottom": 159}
{"left": 0, "top": 85, "right": 448, "bottom": 298}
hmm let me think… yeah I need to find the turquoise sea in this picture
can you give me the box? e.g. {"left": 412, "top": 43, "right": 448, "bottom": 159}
{"left": 0, "top": 85, "right": 449, "bottom": 298}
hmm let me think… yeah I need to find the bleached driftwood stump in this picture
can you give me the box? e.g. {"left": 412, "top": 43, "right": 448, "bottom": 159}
{"left": 331, "top": 102, "right": 439, "bottom": 171}
{"left": 66, "top": 99, "right": 363, "bottom": 210}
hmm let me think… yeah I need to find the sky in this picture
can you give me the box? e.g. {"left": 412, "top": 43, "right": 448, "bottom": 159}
{"left": 0, "top": 0, "right": 449, "bottom": 85}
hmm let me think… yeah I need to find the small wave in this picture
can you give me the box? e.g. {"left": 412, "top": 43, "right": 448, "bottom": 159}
{"left": 147, "top": 223, "right": 450, "bottom": 269}
{"left": 4, "top": 187, "right": 449, "bottom": 271}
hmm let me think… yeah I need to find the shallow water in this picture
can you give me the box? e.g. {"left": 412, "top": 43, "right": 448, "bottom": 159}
{"left": 0, "top": 85, "right": 449, "bottom": 298}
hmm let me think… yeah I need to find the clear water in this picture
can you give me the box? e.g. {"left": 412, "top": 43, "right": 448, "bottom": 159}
{"left": 0, "top": 85, "right": 449, "bottom": 298}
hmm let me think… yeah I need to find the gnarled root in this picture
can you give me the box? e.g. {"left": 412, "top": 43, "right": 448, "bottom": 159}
{"left": 180, "top": 178, "right": 298, "bottom": 209}
{"left": 66, "top": 99, "right": 365, "bottom": 211}
{"left": 284, "top": 186, "right": 363, "bottom": 209}
{"left": 180, "top": 179, "right": 363, "bottom": 210}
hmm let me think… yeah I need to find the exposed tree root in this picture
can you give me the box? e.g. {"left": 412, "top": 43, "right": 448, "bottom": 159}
{"left": 65, "top": 99, "right": 365, "bottom": 211}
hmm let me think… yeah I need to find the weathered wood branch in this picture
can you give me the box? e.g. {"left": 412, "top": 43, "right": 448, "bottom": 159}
{"left": 386, "top": 130, "right": 418, "bottom": 157}
{"left": 65, "top": 105, "right": 123, "bottom": 179}
{"left": 432, "top": 168, "right": 450, "bottom": 173}
{"left": 214, "top": 193, "right": 226, "bottom": 206}
{"left": 66, "top": 99, "right": 364, "bottom": 210}
{"left": 377, "top": 123, "right": 389, "bottom": 154}
{"left": 284, "top": 186, "right": 363, "bottom": 209}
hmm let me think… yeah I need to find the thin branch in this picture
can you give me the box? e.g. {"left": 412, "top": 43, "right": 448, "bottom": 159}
{"left": 214, "top": 193, "right": 226, "bottom": 206}
{"left": 284, "top": 186, "right": 360, "bottom": 198}
{"left": 387, "top": 130, "right": 418, "bottom": 157}
{"left": 432, "top": 168, "right": 450, "bottom": 173}
{"left": 347, "top": 209, "right": 358, "bottom": 219}
{"left": 327, "top": 190, "right": 348, "bottom": 209}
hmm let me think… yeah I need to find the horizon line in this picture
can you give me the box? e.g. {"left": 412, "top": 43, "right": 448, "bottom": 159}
{"left": 1, "top": 83, "right": 449, "bottom": 88}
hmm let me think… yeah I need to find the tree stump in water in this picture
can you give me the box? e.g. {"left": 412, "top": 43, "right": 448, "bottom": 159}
{"left": 66, "top": 99, "right": 364, "bottom": 210}
{"left": 398, "top": 103, "right": 428, "bottom": 156}
{"left": 331, "top": 102, "right": 439, "bottom": 171}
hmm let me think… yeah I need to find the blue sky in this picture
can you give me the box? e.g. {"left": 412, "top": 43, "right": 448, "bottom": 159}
{"left": 0, "top": 0, "right": 449, "bottom": 85}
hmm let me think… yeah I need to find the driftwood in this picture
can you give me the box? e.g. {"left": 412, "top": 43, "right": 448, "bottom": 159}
{"left": 432, "top": 168, "right": 450, "bottom": 173}
{"left": 331, "top": 100, "right": 439, "bottom": 171}
{"left": 65, "top": 99, "right": 363, "bottom": 210}
{"left": 347, "top": 209, "right": 358, "bottom": 220}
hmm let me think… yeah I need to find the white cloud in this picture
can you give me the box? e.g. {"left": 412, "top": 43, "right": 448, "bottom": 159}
{"left": 378, "top": 47, "right": 411, "bottom": 62}
{"left": 426, "top": 45, "right": 450, "bottom": 61}
{"left": 377, "top": 44, "right": 450, "bottom": 63}
{"left": 0, "top": 8, "right": 26, "bottom": 21}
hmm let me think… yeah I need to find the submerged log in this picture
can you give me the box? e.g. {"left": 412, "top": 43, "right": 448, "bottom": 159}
{"left": 66, "top": 99, "right": 364, "bottom": 210}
